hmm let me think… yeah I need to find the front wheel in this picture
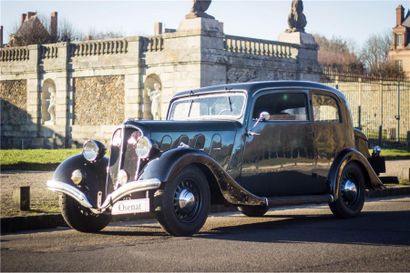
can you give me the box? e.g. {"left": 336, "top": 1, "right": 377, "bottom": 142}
{"left": 154, "top": 166, "right": 210, "bottom": 236}
{"left": 60, "top": 194, "right": 111, "bottom": 232}
{"left": 329, "top": 162, "right": 365, "bottom": 218}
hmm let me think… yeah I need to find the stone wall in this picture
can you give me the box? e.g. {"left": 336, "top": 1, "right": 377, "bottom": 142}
{"left": 73, "top": 76, "right": 125, "bottom": 125}
{"left": 322, "top": 78, "right": 410, "bottom": 142}
{"left": 0, "top": 80, "right": 28, "bottom": 125}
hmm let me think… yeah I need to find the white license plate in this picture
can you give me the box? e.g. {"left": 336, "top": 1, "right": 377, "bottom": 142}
{"left": 111, "top": 198, "right": 150, "bottom": 215}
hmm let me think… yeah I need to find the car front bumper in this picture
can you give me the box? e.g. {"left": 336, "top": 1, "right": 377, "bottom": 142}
{"left": 47, "top": 178, "right": 162, "bottom": 214}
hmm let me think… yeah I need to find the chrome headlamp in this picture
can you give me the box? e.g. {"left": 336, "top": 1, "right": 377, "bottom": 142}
{"left": 82, "top": 140, "right": 106, "bottom": 162}
{"left": 136, "top": 136, "right": 152, "bottom": 159}
{"left": 372, "top": 145, "right": 382, "bottom": 157}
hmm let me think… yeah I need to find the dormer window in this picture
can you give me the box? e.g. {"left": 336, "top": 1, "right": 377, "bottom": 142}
{"left": 395, "top": 33, "right": 403, "bottom": 47}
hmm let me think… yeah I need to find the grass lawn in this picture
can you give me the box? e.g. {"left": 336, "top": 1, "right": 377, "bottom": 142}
{"left": 0, "top": 147, "right": 408, "bottom": 168}
{"left": 0, "top": 149, "right": 82, "bottom": 166}
{"left": 371, "top": 148, "right": 410, "bottom": 159}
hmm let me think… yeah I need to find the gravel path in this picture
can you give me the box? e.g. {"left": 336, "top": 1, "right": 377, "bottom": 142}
{"left": 1, "top": 160, "right": 408, "bottom": 217}
{"left": 0, "top": 171, "right": 57, "bottom": 217}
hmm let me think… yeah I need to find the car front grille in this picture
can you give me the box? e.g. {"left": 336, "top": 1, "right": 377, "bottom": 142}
{"left": 108, "top": 127, "right": 144, "bottom": 190}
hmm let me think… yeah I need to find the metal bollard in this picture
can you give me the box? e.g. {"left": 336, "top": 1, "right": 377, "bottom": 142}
{"left": 13, "top": 186, "right": 30, "bottom": 211}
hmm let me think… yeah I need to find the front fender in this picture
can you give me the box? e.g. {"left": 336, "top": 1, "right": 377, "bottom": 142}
{"left": 140, "top": 148, "right": 266, "bottom": 206}
{"left": 329, "top": 148, "right": 385, "bottom": 200}
{"left": 52, "top": 154, "right": 109, "bottom": 207}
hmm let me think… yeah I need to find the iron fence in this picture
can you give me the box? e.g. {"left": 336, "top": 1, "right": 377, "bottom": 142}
{"left": 321, "top": 72, "right": 410, "bottom": 148}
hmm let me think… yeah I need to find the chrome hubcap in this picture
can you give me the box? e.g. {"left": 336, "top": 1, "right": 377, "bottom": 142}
{"left": 177, "top": 189, "right": 196, "bottom": 213}
{"left": 341, "top": 179, "right": 358, "bottom": 203}
{"left": 173, "top": 180, "right": 201, "bottom": 222}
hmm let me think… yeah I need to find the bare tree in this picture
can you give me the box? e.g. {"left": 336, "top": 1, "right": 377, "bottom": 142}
{"left": 360, "top": 32, "right": 405, "bottom": 78}
{"left": 360, "top": 33, "right": 390, "bottom": 74}
{"left": 314, "top": 34, "right": 363, "bottom": 74}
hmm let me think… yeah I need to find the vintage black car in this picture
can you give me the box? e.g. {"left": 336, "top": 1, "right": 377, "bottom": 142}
{"left": 48, "top": 81, "right": 385, "bottom": 236}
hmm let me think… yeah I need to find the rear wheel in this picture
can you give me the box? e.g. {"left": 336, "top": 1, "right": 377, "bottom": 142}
{"left": 60, "top": 194, "right": 111, "bottom": 232}
{"left": 329, "top": 162, "right": 365, "bottom": 218}
{"left": 237, "top": 205, "right": 269, "bottom": 217}
{"left": 154, "top": 166, "right": 210, "bottom": 236}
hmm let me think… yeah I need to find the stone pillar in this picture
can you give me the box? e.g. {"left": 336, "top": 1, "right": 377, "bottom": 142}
{"left": 26, "top": 44, "right": 41, "bottom": 142}
{"left": 55, "top": 43, "right": 69, "bottom": 147}
{"left": 124, "top": 36, "right": 145, "bottom": 120}
{"left": 278, "top": 32, "right": 320, "bottom": 81}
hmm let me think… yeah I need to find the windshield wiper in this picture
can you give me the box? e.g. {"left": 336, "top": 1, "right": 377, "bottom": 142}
{"left": 227, "top": 96, "right": 232, "bottom": 112}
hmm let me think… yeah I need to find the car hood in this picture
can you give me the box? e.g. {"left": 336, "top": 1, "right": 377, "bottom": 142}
{"left": 124, "top": 119, "right": 241, "bottom": 154}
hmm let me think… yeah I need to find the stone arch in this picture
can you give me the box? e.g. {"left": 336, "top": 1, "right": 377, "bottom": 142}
{"left": 143, "top": 74, "right": 162, "bottom": 120}
{"left": 41, "top": 79, "right": 56, "bottom": 125}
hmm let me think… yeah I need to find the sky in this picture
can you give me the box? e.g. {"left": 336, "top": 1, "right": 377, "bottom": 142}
{"left": 0, "top": 0, "right": 408, "bottom": 49}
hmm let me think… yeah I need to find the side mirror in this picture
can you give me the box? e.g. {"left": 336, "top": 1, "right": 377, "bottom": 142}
{"left": 248, "top": 111, "right": 270, "bottom": 136}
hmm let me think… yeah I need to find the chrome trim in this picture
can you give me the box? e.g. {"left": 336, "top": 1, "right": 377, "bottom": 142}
{"left": 47, "top": 180, "right": 93, "bottom": 209}
{"left": 47, "top": 178, "right": 162, "bottom": 214}
{"left": 100, "top": 179, "right": 161, "bottom": 210}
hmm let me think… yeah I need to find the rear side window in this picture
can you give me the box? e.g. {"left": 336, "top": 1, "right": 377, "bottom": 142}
{"left": 312, "top": 94, "right": 340, "bottom": 122}
{"left": 253, "top": 92, "right": 308, "bottom": 121}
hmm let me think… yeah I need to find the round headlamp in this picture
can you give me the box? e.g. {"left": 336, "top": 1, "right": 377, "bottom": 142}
{"left": 136, "top": 136, "right": 152, "bottom": 159}
{"left": 83, "top": 140, "right": 105, "bottom": 162}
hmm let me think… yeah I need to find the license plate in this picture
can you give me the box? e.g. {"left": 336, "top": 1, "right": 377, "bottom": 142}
{"left": 111, "top": 198, "right": 150, "bottom": 215}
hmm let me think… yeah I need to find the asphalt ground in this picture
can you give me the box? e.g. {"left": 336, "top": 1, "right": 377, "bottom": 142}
{"left": 1, "top": 195, "right": 410, "bottom": 272}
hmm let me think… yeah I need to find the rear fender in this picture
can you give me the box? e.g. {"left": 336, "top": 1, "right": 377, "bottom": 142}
{"left": 329, "top": 148, "right": 385, "bottom": 200}
{"left": 52, "top": 154, "right": 109, "bottom": 207}
{"left": 139, "top": 148, "right": 266, "bottom": 206}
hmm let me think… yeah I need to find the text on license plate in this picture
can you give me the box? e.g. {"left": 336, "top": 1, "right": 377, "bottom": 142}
{"left": 112, "top": 198, "right": 150, "bottom": 215}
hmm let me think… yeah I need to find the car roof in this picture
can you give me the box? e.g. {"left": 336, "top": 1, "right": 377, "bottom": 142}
{"left": 173, "top": 80, "right": 346, "bottom": 101}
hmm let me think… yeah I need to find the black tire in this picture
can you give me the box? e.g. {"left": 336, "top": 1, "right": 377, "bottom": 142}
{"left": 154, "top": 166, "right": 210, "bottom": 236}
{"left": 237, "top": 205, "right": 269, "bottom": 217}
{"left": 329, "top": 162, "right": 365, "bottom": 218}
{"left": 60, "top": 194, "right": 111, "bottom": 232}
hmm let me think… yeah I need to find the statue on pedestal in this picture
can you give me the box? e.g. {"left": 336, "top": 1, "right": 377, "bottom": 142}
{"left": 287, "top": 0, "right": 307, "bottom": 33}
{"left": 186, "top": 0, "right": 214, "bottom": 19}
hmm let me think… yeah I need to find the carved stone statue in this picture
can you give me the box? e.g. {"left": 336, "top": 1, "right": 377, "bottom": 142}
{"left": 149, "top": 83, "right": 161, "bottom": 120}
{"left": 46, "top": 86, "right": 56, "bottom": 125}
{"left": 287, "top": 0, "right": 307, "bottom": 33}
{"left": 186, "top": 0, "right": 215, "bottom": 19}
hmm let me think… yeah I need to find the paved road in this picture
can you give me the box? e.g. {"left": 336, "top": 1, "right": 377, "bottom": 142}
{"left": 2, "top": 196, "right": 410, "bottom": 272}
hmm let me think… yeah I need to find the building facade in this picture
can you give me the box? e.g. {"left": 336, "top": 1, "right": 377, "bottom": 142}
{"left": 0, "top": 7, "right": 321, "bottom": 148}
{"left": 389, "top": 4, "right": 410, "bottom": 78}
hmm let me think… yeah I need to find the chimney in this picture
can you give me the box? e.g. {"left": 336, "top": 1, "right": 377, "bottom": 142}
{"left": 50, "top": 11, "right": 58, "bottom": 40}
{"left": 396, "top": 5, "right": 404, "bottom": 26}
{"left": 0, "top": 25, "right": 3, "bottom": 48}
{"left": 154, "top": 22, "right": 163, "bottom": 35}
{"left": 21, "top": 13, "right": 27, "bottom": 26}
{"left": 27, "top": 11, "right": 36, "bottom": 20}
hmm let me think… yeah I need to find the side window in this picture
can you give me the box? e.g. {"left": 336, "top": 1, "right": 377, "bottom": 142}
{"left": 253, "top": 92, "right": 308, "bottom": 121}
{"left": 312, "top": 94, "right": 340, "bottom": 122}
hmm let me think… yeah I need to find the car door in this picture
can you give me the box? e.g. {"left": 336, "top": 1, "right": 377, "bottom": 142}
{"left": 311, "top": 90, "right": 346, "bottom": 187}
{"left": 240, "top": 89, "right": 319, "bottom": 197}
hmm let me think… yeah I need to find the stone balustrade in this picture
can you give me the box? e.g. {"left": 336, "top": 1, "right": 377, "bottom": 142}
{"left": 224, "top": 35, "right": 299, "bottom": 59}
{"left": 145, "top": 36, "right": 164, "bottom": 52}
{"left": 71, "top": 39, "right": 128, "bottom": 57}
{"left": 0, "top": 47, "right": 30, "bottom": 62}
{"left": 41, "top": 45, "right": 58, "bottom": 59}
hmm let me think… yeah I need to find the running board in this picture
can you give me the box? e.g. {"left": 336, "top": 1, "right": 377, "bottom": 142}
{"left": 266, "top": 194, "right": 334, "bottom": 207}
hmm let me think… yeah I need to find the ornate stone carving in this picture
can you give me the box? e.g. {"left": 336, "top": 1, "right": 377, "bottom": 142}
{"left": 149, "top": 83, "right": 161, "bottom": 120}
{"left": 46, "top": 86, "right": 56, "bottom": 125}
{"left": 186, "top": 0, "right": 215, "bottom": 19}
{"left": 287, "top": 0, "right": 307, "bottom": 33}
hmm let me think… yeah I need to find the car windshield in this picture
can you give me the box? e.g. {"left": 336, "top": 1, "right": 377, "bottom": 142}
{"left": 168, "top": 93, "right": 246, "bottom": 121}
